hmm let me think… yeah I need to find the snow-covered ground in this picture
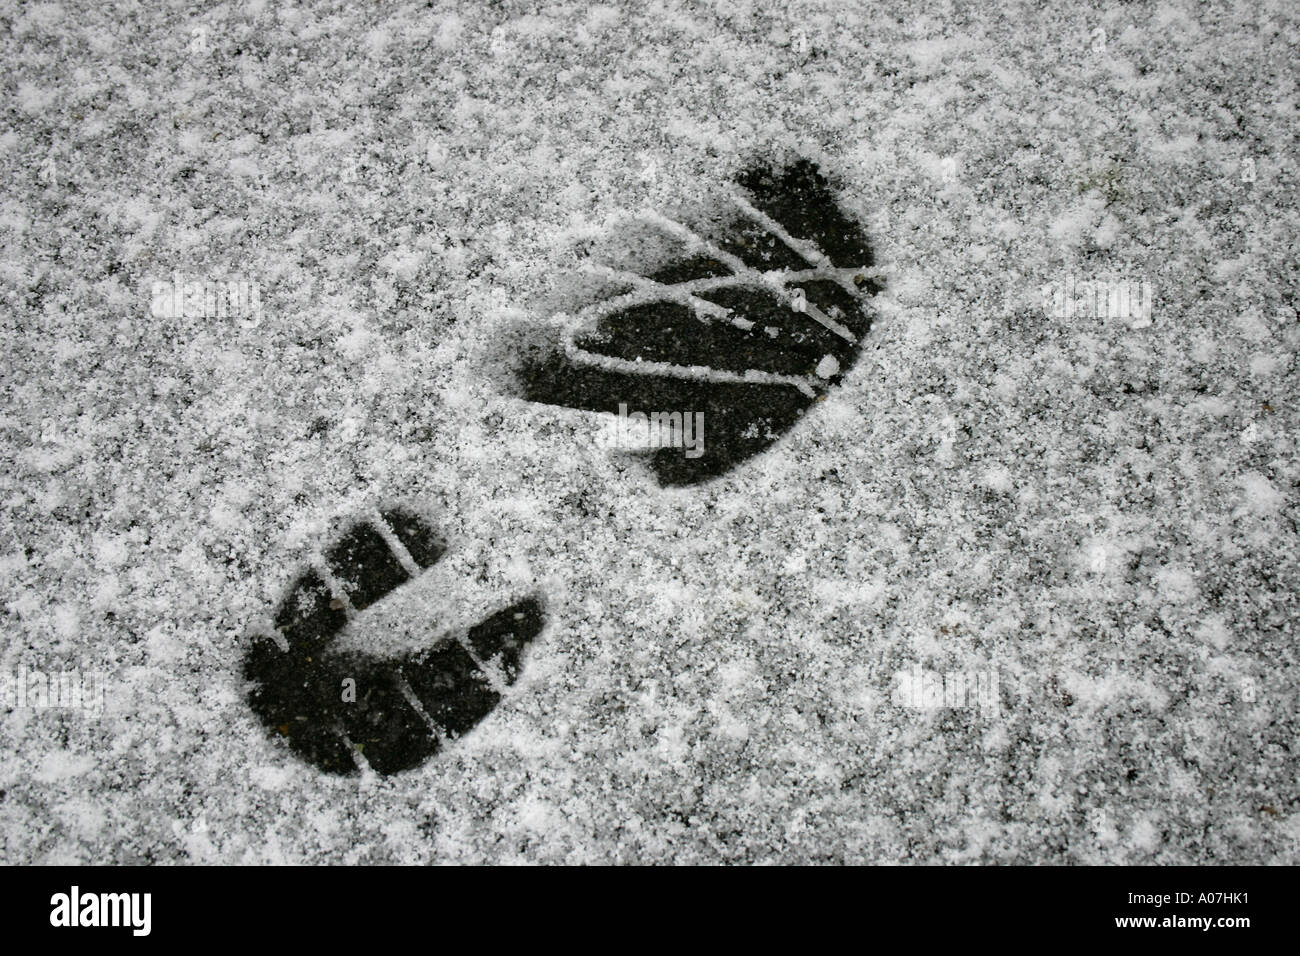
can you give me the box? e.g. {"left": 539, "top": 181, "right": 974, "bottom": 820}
{"left": 1, "top": 0, "right": 1297, "bottom": 863}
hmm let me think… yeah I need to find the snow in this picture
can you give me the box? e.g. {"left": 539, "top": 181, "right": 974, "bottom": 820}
{"left": 0, "top": 0, "right": 1297, "bottom": 865}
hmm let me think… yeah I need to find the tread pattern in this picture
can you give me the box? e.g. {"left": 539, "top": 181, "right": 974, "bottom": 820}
{"left": 514, "top": 158, "right": 882, "bottom": 485}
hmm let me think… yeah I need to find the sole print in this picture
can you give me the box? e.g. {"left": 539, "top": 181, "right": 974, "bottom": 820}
{"left": 512, "top": 157, "right": 884, "bottom": 485}
{"left": 243, "top": 505, "right": 544, "bottom": 775}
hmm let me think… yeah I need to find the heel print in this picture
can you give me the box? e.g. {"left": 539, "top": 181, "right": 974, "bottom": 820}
{"left": 243, "top": 506, "right": 545, "bottom": 775}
